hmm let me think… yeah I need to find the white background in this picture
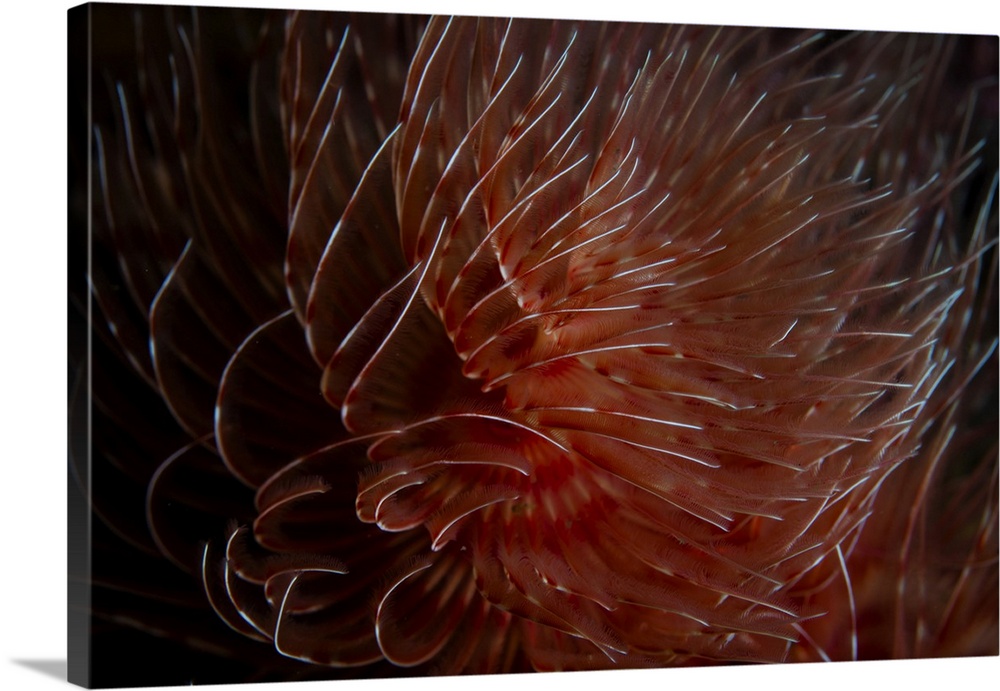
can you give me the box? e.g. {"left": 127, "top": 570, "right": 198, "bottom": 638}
{"left": 2, "top": 1, "right": 997, "bottom": 689}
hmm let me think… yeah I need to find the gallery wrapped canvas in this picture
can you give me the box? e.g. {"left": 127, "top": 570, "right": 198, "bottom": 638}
{"left": 68, "top": 2, "right": 998, "bottom": 688}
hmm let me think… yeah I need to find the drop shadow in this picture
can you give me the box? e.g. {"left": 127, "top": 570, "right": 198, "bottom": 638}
{"left": 11, "top": 659, "right": 67, "bottom": 682}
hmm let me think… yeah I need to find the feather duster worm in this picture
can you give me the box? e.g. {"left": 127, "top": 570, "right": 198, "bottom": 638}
{"left": 70, "top": 4, "right": 998, "bottom": 685}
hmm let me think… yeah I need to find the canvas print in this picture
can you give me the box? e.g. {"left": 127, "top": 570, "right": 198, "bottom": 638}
{"left": 67, "top": 2, "right": 999, "bottom": 688}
